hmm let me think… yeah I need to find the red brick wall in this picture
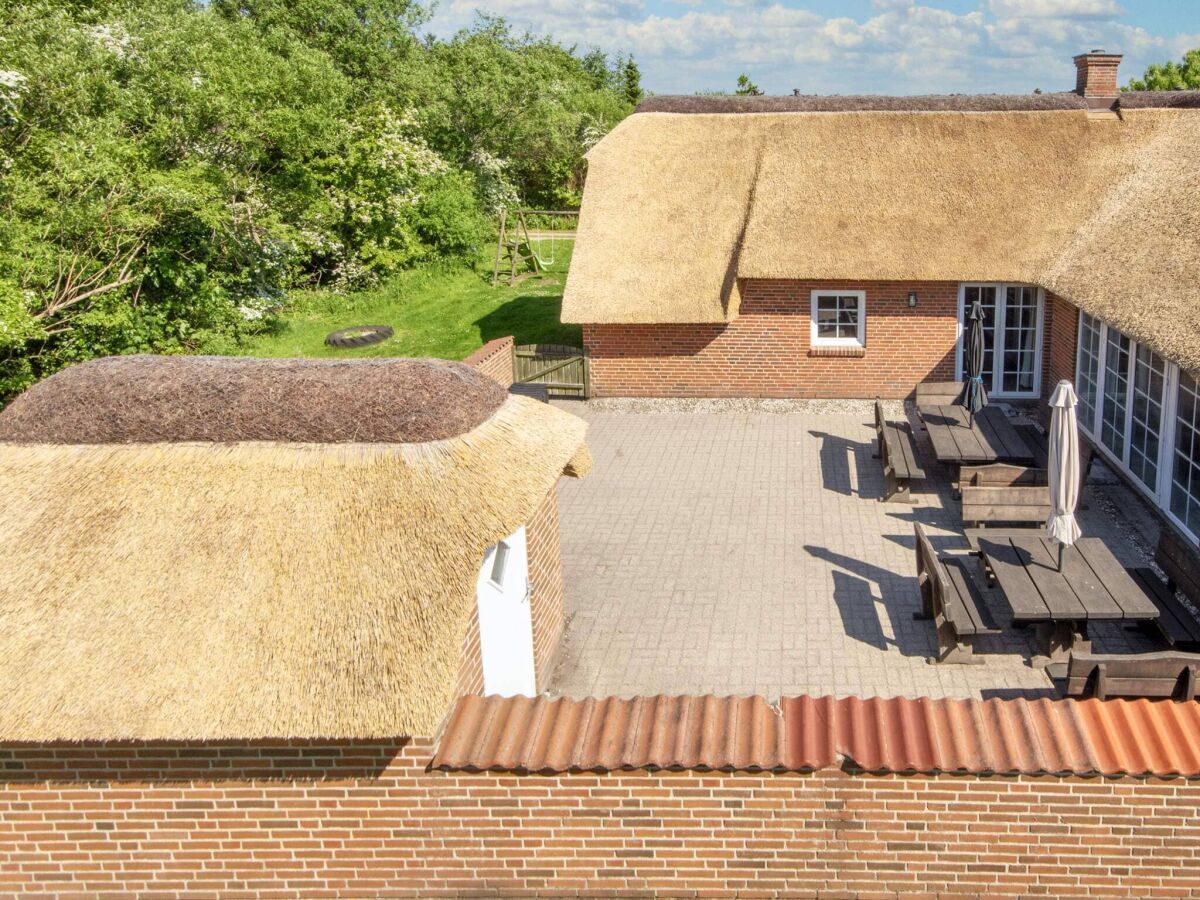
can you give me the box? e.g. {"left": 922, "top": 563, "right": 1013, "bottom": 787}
{"left": 527, "top": 487, "right": 565, "bottom": 691}
{"left": 463, "top": 336, "right": 514, "bottom": 388}
{"left": 1046, "top": 293, "right": 1080, "bottom": 398}
{"left": 584, "top": 280, "right": 961, "bottom": 398}
{"left": 454, "top": 487, "right": 563, "bottom": 697}
{"left": 1, "top": 737, "right": 1197, "bottom": 897}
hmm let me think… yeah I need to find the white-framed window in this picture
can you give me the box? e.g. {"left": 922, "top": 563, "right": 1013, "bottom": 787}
{"left": 488, "top": 539, "right": 511, "bottom": 588}
{"left": 1076, "top": 311, "right": 1193, "bottom": 541}
{"left": 810, "top": 290, "right": 866, "bottom": 348}
{"left": 955, "top": 283, "right": 1044, "bottom": 398}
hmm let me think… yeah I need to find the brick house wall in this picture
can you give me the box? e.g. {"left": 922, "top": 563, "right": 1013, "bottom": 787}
{"left": 0, "top": 737, "right": 1196, "bottom": 897}
{"left": 584, "top": 281, "right": 1081, "bottom": 401}
{"left": 584, "top": 280, "right": 960, "bottom": 399}
{"left": 454, "top": 487, "right": 564, "bottom": 697}
{"left": 1044, "top": 293, "right": 1080, "bottom": 408}
{"left": 463, "top": 335, "right": 515, "bottom": 388}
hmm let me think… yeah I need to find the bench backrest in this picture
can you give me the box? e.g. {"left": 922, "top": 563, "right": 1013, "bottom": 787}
{"left": 874, "top": 397, "right": 886, "bottom": 435}
{"left": 914, "top": 523, "right": 945, "bottom": 594}
{"left": 1156, "top": 528, "right": 1200, "bottom": 604}
{"left": 961, "top": 484, "right": 1050, "bottom": 525}
{"left": 1067, "top": 651, "right": 1200, "bottom": 700}
{"left": 961, "top": 464, "right": 1046, "bottom": 488}
{"left": 914, "top": 381, "right": 962, "bottom": 405}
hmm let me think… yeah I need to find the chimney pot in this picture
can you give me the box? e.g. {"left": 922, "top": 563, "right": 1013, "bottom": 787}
{"left": 1073, "top": 49, "right": 1122, "bottom": 109}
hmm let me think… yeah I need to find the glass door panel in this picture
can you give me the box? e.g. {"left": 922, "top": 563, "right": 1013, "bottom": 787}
{"left": 960, "top": 285, "right": 997, "bottom": 389}
{"left": 1101, "top": 329, "right": 1131, "bottom": 459}
{"left": 1076, "top": 313, "right": 1103, "bottom": 434}
{"left": 1001, "top": 286, "right": 1039, "bottom": 394}
{"left": 1128, "top": 345, "right": 1166, "bottom": 491}
{"left": 1172, "top": 372, "right": 1200, "bottom": 535}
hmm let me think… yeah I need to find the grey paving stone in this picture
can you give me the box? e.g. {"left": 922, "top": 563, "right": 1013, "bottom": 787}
{"left": 549, "top": 402, "right": 1162, "bottom": 701}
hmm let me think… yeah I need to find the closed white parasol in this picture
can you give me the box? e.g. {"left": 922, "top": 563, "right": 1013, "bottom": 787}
{"left": 1046, "top": 379, "right": 1082, "bottom": 571}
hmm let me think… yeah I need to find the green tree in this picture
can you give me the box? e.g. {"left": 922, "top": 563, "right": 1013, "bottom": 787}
{"left": 622, "top": 57, "right": 644, "bottom": 106}
{"left": 0, "top": 0, "right": 637, "bottom": 399}
{"left": 735, "top": 73, "right": 762, "bottom": 96}
{"left": 1126, "top": 49, "right": 1200, "bottom": 91}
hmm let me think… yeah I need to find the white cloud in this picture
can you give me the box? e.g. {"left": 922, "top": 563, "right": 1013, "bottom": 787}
{"left": 430, "top": 0, "right": 1196, "bottom": 96}
{"left": 987, "top": 0, "right": 1123, "bottom": 19}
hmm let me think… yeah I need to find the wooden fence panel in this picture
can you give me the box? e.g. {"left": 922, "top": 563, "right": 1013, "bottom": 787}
{"left": 513, "top": 344, "right": 588, "bottom": 399}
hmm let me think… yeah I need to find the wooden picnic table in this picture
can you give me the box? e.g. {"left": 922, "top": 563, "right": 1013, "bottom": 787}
{"left": 918, "top": 404, "right": 1036, "bottom": 466}
{"left": 977, "top": 535, "right": 1159, "bottom": 672}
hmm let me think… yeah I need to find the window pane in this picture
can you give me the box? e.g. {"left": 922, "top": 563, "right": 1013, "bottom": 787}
{"left": 1172, "top": 372, "right": 1200, "bottom": 535}
{"left": 1076, "top": 313, "right": 1103, "bottom": 434}
{"left": 1128, "top": 344, "right": 1165, "bottom": 491}
{"left": 1101, "top": 329, "right": 1131, "bottom": 459}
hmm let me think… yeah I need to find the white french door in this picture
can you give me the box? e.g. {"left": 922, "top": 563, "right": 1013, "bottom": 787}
{"left": 956, "top": 284, "right": 1044, "bottom": 399}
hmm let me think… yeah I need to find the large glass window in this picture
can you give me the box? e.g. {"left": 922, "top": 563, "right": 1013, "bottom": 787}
{"left": 1101, "top": 329, "right": 1131, "bottom": 459}
{"left": 1077, "top": 313, "right": 1103, "bottom": 434}
{"left": 1129, "top": 346, "right": 1166, "bottom": 491}
{"left": 1171, "top": 372, "right": 1200, "bottom": 536}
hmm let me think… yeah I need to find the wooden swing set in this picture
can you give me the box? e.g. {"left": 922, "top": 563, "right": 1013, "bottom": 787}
{"left": 491, "top": 209, "right": 578, "bottom": 286}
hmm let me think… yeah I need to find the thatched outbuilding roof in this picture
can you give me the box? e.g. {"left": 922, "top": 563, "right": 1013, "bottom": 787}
{"left": 0, "top": 356, "right": 591, "bottom": 740}
{"left": 563, "top": 102, "right": 1200, "bottom": 373}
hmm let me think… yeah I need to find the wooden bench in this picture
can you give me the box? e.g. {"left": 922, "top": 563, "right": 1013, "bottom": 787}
{"left": 914, "top": 381, "right": 962, "bottom": 407}
{"left": 913, "top": 523, "right": 1000, "bottom": 664}
{"left": 1065, "top": 651, "right": 1200, "bottom": 700}
{"left": 1128, "top": 528, "right": 1200, "bottom": 650}
{"left": 873, "top": 398, "right": 926, "bottom": 503}
{"left": 960, "top": 464, "right": 1050, "bottom": 528}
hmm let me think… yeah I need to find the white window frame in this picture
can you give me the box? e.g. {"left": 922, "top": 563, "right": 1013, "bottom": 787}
{"left": 1075, "top": 312, "right": 1193, "bottom": 542}
{"left": 955, "top": 283, "right": 1045, "bottom": 399}
{"left": 810, "top": 290, "right": 866, "bottom": 348}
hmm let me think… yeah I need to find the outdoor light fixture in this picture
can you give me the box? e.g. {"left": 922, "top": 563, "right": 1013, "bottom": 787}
{"left": 907, "top": 292, "right": 918, "bottom": 308}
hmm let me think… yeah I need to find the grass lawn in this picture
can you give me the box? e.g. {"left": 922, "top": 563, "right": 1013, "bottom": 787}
{"left": 242, "top": 246, "right": 581, "bottom": 361}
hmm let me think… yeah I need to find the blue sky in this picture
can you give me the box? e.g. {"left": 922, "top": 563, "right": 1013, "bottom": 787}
{"left": 428, "top": 0, "right": 1200, "bottom": 95}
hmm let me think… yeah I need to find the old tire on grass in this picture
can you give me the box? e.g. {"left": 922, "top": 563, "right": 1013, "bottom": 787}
{"left": 324, "top": 325, "right": 394, "bottom": 349}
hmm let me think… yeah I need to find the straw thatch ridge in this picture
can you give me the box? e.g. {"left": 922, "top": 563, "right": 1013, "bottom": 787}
{"left": 0, "top": 395, "right": 591, "bottom": 740}
{"left": 1118, "top": 90, "right": 1200, "bottom": 109}
{"left": 563, "top": 106, "right": 1200, "bottom": 372}
{"left": 0, "top": 355, "right": 505, "bottom": 444}
{"left": 638, "top": 93, "right": 1087, "bottom": 114}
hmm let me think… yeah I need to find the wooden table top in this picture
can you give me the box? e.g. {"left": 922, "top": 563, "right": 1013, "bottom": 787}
{"left": 918, "top": 404, "right": 1036, "bottom": 465}
{"left": 978, "top": 535, "right": 1159, "bottom": 623}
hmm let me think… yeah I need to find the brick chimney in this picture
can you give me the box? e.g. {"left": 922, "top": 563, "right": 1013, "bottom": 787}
{"left": 1074, "top": 49, "right": 1122, "bottom": 109}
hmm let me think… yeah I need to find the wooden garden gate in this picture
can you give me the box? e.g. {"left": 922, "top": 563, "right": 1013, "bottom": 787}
{"left": 513, "top": 344, "right": 588, "bottom": 399}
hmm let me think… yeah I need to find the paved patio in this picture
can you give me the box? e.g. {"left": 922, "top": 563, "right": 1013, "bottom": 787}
{"left": 549, "top": 399, "right": 1161, "bottom": 701}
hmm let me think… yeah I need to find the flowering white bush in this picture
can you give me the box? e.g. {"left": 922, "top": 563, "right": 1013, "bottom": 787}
{"left": 83, "top": 23, "right": 135, "bottom": 60}
{"left": 0, "top": 69, "right": 27, "bottom": 122}
{"left": 470, "top": 148, "right": 521, "bottom": 214}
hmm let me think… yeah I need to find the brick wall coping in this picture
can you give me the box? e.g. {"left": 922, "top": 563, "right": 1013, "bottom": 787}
{"left": 433, "top": 693, "right": 1200, "bottom": 779}
{"left": 462, "top": 336, "right": 514, "bottom": 369}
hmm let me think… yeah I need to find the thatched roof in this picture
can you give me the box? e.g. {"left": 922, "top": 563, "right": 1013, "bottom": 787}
{"left": 563, "top": 105, "right": 1200, "bottom": 373}
{"left": 638, "top": 93, "right": 1088, "bottom": 113}
{"left": 0, "top": 355, "right": 505, "bottom": 443}
{"left": 0, "top": 357, "right": 591, "bottom": 740}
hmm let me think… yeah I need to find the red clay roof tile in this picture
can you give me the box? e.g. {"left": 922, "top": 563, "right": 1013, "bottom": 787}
{"left": 433, "top": 694, "right": 1200, "bottom": 779}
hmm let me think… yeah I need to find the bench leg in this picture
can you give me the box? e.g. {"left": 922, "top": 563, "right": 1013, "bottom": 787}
{"left": 882, "top": 471, "right": 913, "bottom": 504}
{"left": 930, "top": 621, "right": 985, "bottom": 665}
{"left": 1031, "top": 621, "right": 1088, "bottom": 678}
